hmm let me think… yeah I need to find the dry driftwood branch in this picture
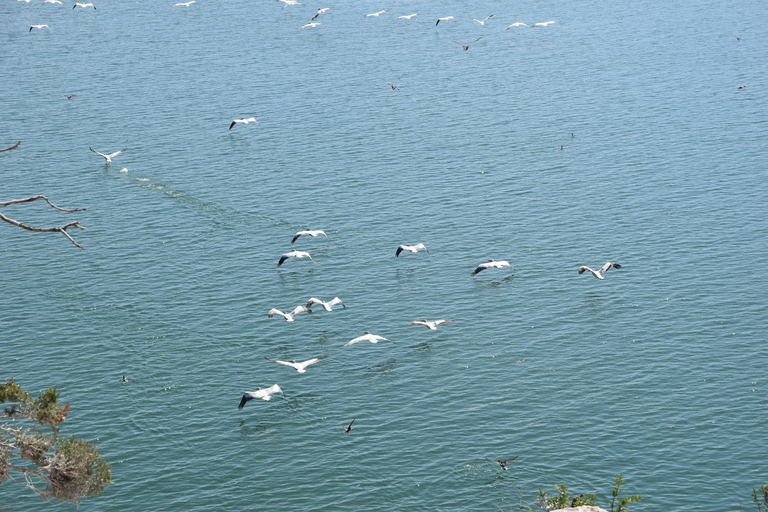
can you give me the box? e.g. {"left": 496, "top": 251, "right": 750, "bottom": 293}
{"left": 0, "top": 195, "right": 87, "bottom": 249}
{"left": 0, "top": 141, "right": 20, "bottom": 153}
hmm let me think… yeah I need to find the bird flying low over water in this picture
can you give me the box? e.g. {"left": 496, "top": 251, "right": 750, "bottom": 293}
{"left": 343, "top": 418, "right": 355, "bottom": 433}
{"left": 73, "top": 2, "right": 96, "bottom": 9}
{"left": 0, "top": 141, "right": 21, "bottom": 153}
{"left": 291, "top": 229, "right": 327, "bottom": 244}
{"left": 343, "top": 332, "right": 394, "bottom": 347}
{"left": 265, "top": 356, "right": 328, "bottom": 373}
{"left": 396, "top": 243, "right": 428, "bottom": 257}
{"left": 62, "top": 94, "right": 77, "bottom": 99}
{"left": 436, "top": 16, "right": 454, "bottom": 25}
{"left": 506, "top": 22, "right": 529, "bottom": 30}
{"left": 30, "top": 24, "right": 51, "bottom": 32}
{"left": 301, "top": 22, "right": 322, "bottom": 29}
{"left": 174, "top": 1, "right": 196, "bottom": 6}
{"left": 388, "top": 83, "right": 400, "bottom": 90}
{"left": 267, "top": 305, "right": 312, "bottom": 322}
{"left": 453, "top": 38, "right": 481, "bottom": 51}
{"left": 278, "top": 0, "right": 301, "bottom": 8}
{"left": 470, "top": 259, "right": 512, "bottom": 276}
{"left": 44, "top": 0, "right": 63, "bottom": 4}
{"left": 487, "top": 457, "right": 518, "bottom": 470}
{"left": 397, "top": 13, "right": 420, "bottom": 20}
{"left": 470, "top": 14, "right": 493, "bottom": 25}
{"left": 406, "top": 319, "right": 455, "bottom": 331}
{"left": 578, "top": 262, "right": 621, "bottom": 280}
{"left": 238, "top": 384, "right": 285, "bottom": 409}
{"left": 310, "top": 7, "right": 331, "bottom": 20}
{"left": 229, "top": 117, "right": 259, "bottom": 130}
{"left": 532, "top": 21, "right": 558, "bottom": 27}
{"left": 306, "top": 297, "right": 345, "bottom": 312}
{"left": 90, "top": 147, "right": 126, "bottom": 164}
{"left": 364, "top": 10, "right": 387, "bottom": 18}
{"left": 278, "top": 249, "right": 315, "bottom": 267}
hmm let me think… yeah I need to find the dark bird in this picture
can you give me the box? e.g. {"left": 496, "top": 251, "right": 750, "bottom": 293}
{"left": 62, "top": 94, "right": 78, "bottom": 99}
{"left": 388, "top": 83, "right": 400, "bottom": 90}
{"left": 733, "top": 35, "right": 741, "bottom": 41}
{"left": 121, "top": 375, "right": 129, "bottom": 383}
{"left": 738, "top": 86, "right": 746, "bottom": 90}
{"left": 452, "top": 38, "right": 481, "bottom": 51}
{"left": 0, "top": 141, "right": 21, "bottom": 153}
{"left": 578, "top": 262, "right": 621, "bottom": 280}
{"left": 343, "top": 418, "right": 356, "bottom": 433}
{"left": 487, "top": 456, "right": 518, "bottom": 470}
{"left": 238, "top": 384, "right": 285, "bottom": 409}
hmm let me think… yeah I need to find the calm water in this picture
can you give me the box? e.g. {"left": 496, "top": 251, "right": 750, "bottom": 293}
{"left": 1, "top": 0, "right": 766, "bottom": 510}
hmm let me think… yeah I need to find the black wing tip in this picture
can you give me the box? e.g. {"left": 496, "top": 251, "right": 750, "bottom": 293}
{"left": 229, "top": 121, "right": 236, "bottom": 130}
{"left": 238, "top": 396, "right": 247, "bottom": 410}
{"left": 613, "top": 263, "right": 621, "bottom": 269}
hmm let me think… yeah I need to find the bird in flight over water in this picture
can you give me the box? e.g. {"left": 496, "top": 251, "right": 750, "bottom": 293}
{"left": 343, "top": 332, "right": 395, "bottom": 347}
{"left": 343, "top": 418, "right": 356, "bottom": 433}
{"left": 264, "top": 356, "right": 328, "bottom": 373}
{"left": 578, "top": 262, "right": 621, "bottom": 280}
{"left": 238, "top": 384, "right": 285, "bottom": 409}
{"left": 487, "top": 457, "right": 518, "bottom": 470}
{"left": 396, "top": 243, "right": 428, "bottom": 257}
{"left": 29, "top": 24, "right": 51, "bottom": 32}
{"left": 452, "top": 38, "right": 481, "bottom": 51}
{"left": 229, "top": 117, "right": 259, "bottom": 130}
{"left": 90, "top": 147, "right": 126, "bottom": 164}
{"left": 364, "top": 10, "right": 388, "bottom": 18}
{"left": 406, "top": 319, "right": 455, "bottom": 331}
{"left": 267, "top": 305, "right": 312, "bottom": 322}
{"left": 0, "top": 141, "right": 21, "bottom": 153}
{"left": 436, "top": 16, "right": 454, "bottom": 26}
{"left": 470, "top": 15, "right": 493, "bottom": 25}
{"left": 278, "top": 249, "right": 315, "bottom": 267}
{"left": 470, "top": 259, "right": 512, "bottom": 276}
{"left": 73, "top": 2, "right": 96, "bottom": 9}
{"left": 291, "top": 229, "right": 327, "bottom": 244}
{"left": 306, "top": 297, "right": 345, "bottom": 312}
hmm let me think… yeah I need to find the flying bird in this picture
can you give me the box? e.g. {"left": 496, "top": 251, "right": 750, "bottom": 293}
{"left": 306, "top": 297, "right": 345, "bottom": 312}
{"left": 121, "top": 375, "right": 129, "bottom": 383}
{"left": 73, "top": 2, "right": 96, "bottom": 9}
{"left": 452, "top": 38, "right": 481, "bottom": 51}
{"left": 436, "top": 16, "right": 454, "bottom": 25}
{"left": 238, "top": 384, "right": 285, "bottom": 409}
{"left": 301, "top": 22, "right": 322, "bottom": 28}
{"left": 343, "top": 332, "right": 394, "bottom": 347}
{"left": 229, "top": 117, "right": 259, "bottom": 130}
{"left": 395, "top": 243, "right": 428, "bottom": 257}
{"left": 578, "top": 262, "right": 621, "bottom": 280}
{"left": 90, "top": 147, "right": 126, "bottom": 164}
{"left": 264, "top": 355, "right": 328, "bottom": 373}
{"left": 278, "top": 249, "right": 315, "bottom": 267}
{"left": 406, "top": 319, "right": 455, "bottom": 331}
{"left": 62, "top": 94, "right": 77, "bottom": 99}
{"left": 487, "top": 457, "right": 518, "bottom": 470}
{"left": 343, "top": 418, "right": 355, "bottom": 433}
{"left": 733, "top": 35, "right": 741, "bottom": 41}
{"left": 470, "top": 259, "right": 513, "bottom": 276}
{"left": 364, "top": 10, "right": 387, "bottom": 18}
{"left": 174, "top": 1, "right": 196, "bottom": 6}
{"left": 310, "top": 7, "right": 330, "bottom": 20}
{"left": 470, "top": 14, "right": 493, "bottom": 25}
{"left": 267, "top": 305, "right": 312, "bottom": 322}
{"left": 0, "top": 141, "right": 21, "bottom": 153}
{"left": 396, "top": 13, "right": 420, "bottom": 20}
{"left": 388, "top": 83, "right": 400, "bottom": 90}
{"left": 506, "top": 22, "right": 529, "bottom": 30}
{"left": 29, "top": 24, "right": 51, "bottom": 32}
{"left": 531, "top": 21, "right": 558, "bottom": 27}
{"left": 291, "top": 229, "right": 327, "bottom": 243}
{"left": 278, "top": 0, "right": 301, "bottom": 8}
{"left": 44, "top": 0, "right": 63, "bottom": 5}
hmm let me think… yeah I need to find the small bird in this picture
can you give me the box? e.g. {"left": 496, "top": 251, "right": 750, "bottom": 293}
{"left": 388, "top": 83, "right": 400, "bottom": 90}
{"left": 396, "top": 13, "right": 420, "bottom": 20}
{"left": 229, "top": 117, "right": 259, "bottom": 130}
{"left": 578, "top": 262, "right": 621, "bottom": 280}
{"left": 238, "top": 384, "right": 285, "bottom": 409}
{"left": 121, "top": 375, "right": 129, "bottom": 383}
{"left": 470, "top": 14, "right": 493, "bottom": 25}
{"left": 406, "top": 319, "right": 454, "bottom": 331}
{"left": 267, "top": 305, "right": 312, "bottom": 322}
{"left": 0, "top": 141, "right": 21, "bottom": 153}
{"left": 44, "top": 0, "right": 63, "bottom": 5}
{"left": 733, "top": 35, "right": 741, "bottom": 41}
{"left": 570, "top": 133, "right": 575, "bottom": 137}
{"left": 470, "top": 259, "right": 512, "bottom": 276}
{"left": 506, "top": 22, "right": 529, "bottom": 30}
{"left": 62, "top": 94, "right": 77, "bottom": 99}
{"left": 174, "top": 1, "right": 196, "bottom": 6}
{"left": 90, "top": 147, "right": 126, "bottom": 164}
{"left": 310, "top": 7, "right": 330, "bottom": 20}
{"left": 531, "top": 21, "right": 558, "bottom": 27}
{"left": 343, "top": 418, "right": 355, "bottom": 433}
{"left": 395, "top": 243, "right": 428, "bottom": 257}
{"left": 291, "top": 229, "right": 327, "bottom": 244}
{"left": 306, "top": 297, "right": 345, "bottom": 312}
{"left": 343, "top": 332, "right": 394, "bottom": 347}
{"left": 436, "top": 16, "right": 454, "bottom": 25}
{"left": 364, "top": 10, "right": 387, "bottom": 18}
{"left": 29, "top": 24, "right": 51, "bottom": 32}
{"left": 487, "top": 457, "right": 518, "bottom": 470}
{"left": 738, "top": 86, "right": 746, "bottom": 90}
{"left": 558, "top": 145, "right": 564, "bottom": 150}
{"left": 301, "top": 22, "right": 322, "bottom": 29}
{"left": 278, "top": 249, "right": 315, "bottom": 267}
{"left": 452, "top": 38, "right": 481, "bottom": 51}
{"left": 73, "top": 2, "right": 96, "bottom": 9}
{"left": 265, "top": 356, "right": 328, "bottom": 373}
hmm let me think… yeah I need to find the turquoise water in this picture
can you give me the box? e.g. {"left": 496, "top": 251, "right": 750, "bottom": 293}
{"left": 1, "top": 0, "right": 766, "bottom": 510}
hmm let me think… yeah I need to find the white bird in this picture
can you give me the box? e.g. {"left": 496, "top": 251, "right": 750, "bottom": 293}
{"left": 90, "top": 147, "right": 126, "bottom": 164}
{"left": 310, "top": 7, "right": 330, "bottom": 20}
{"left": 306, "top": 297, "right": 345, "bottom": 312}
{"left": 29, "top": 24, "right": 51, "bottom": 32}
{"left": 395, "top": 243, "right": 428, "bottom": 257}
{"left": 470, "top": 14, "right": 493, "bottom": 25}
{"left": 291, "top": 229, "right": 327, "bottom": 244}
{"left": 264, "top": 355, "right": 328, "bottom": 373}
{"left": 277, "top": 0, "right": 301, "bottom": 8}
{"left": 44, "top": 0, "right": 63, "bottom": 5}
{"left": 16, "top": 0, "right": 31, "bottom": 3}
{"left": 229, "top": 117, "right": 259, "bottom": 130}
{"left": 238, "top": 384, "right": 285, "bottom": 409}
{"left": 470, "top": 259, "right": 513, "bottom": 276}
{"left": 174, "top": 1, "right": 196, "bottom": 6}
{"left": 406, "top": 319, "right": 455, "bottom": 331}
{"left": 277, "top": 249, "right": 315, "bottom": 267}
{"left": 396, "top": 13, "right": 420, "bottom": 20}
{"left": 301, "top": 22, "right": 322, "bottom": 28}
{"left": 532, "top": 21, "right": 558, "bottom": 27}
{"left": 506, "top": 22, "right": 529, "bottom": 30}
{"left": 267, "top": 305, "right": 312, "bottom": 322}
{"left": 436, "top": 16, "right": 454, "bottom": 26}
{"left": 73, "top": 2, "right": 96, "bottom": 9}
{"left": 343, "top": 331, "right": 394, "bottom": 347}
{"left": 364, "top": 10, "right": 388, "bottom": 18}
{"left": 578, "top": 262, "right": 621, "bottom": 280}
{"left": 453, "top": 38, "right": 481, "bottom": 51}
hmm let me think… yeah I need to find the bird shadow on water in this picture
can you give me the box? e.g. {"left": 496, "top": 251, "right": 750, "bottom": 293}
{"left": 363, "top": 358, "right": 397, "bottom": 379}
{"left": 277, "top": 268, "right": 316, "bottom": 283}
{"left": 473, "top": 274, "right": 515, "bottom": 288}
{"left": 239, "top": 419, "right": 270, "bottom": 439}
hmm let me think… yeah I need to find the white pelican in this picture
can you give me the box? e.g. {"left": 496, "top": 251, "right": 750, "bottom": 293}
{"left": 174, "top": 1, "right": 196, "bottom": 6}
{"left": 470, "top": 259, "right": 513, "bottom": 276}
{"left": 343, "top": 332, "right": 394, "bottom": 347}
{"left": 453, "top": 38, "right": 481, "bottom": 51}
{"left": 395, "top": 243, "right": 428, "bottom": 257}
{"left": 29, "top": 24, "right": 51, "bottom": 32}
{"left": 291, "top": 229, "right": 327, "bottom": 244}
{"left": 90, "top": 147, "right": 126, "bottom": 164}
{"left": 73, "top": 2, "right": 96, "bottom": 9}
{"left": 16, "top": 0, "right": 31, "bottom": 2}
{"left": 343, "top": 418, "right": 355, "bottom": 433}
{"left": 238, "top": 384, "right": 285, "bottom": 409}
{"left": 278, "top": 249, "right": 315, "bottom": 267}
{"left": 310, "top": 7, "right": 330, "bottom": 20}
{"left": 364, "top": 10, "right": 388, "bottom": 18}
{"left": 436, "top": 16, "right": 454, "bottom": 25}
{"left": 267, "top": 305, "right": 312, "bottom": 322}
{"left": 0, "top": 141, "right": 21, "bottom": 153}
{"left": 229, "top": 117, "right": 259, "bottom": 130}
{"left": 306, "top": 297, "right": 345, "bottom": 312}
{"left": 278, "top": 0, "right": 301, "bottom": 8}
{"left": 487, "top": 456, "right": 518, "bottom": 470}
{"left": 578, "top": 262, "right": 621, "bottom": 280}
{"left": 301, "top": 22, "right": 322, "bottom": 28}
{"left": 264, "top": 355, "right": 328, "bottom": 373}
{"left": 397, "top": 13, "right": 420, "bottom": 20}
{"left": 406, "top": 319, "right": 454, "bottom": 331}
{"left": 532, "top": 21, "right": 558, "bottom": 27}
{"left": 44, "top": 0, "right": 63, "bottom": 5}
{"left": 470, "top": 14, "right": 493, "bottom": 25}
{"left": 506, "top": 22, "right": 529, "bottom": 30}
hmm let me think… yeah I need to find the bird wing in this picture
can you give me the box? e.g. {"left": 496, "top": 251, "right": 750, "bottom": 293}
{"left": 229, "top": 121, "right": 237, "bottom": 130}
{"left": 107, "top": 149, "right": 126, "bottom": 159}
{"left": 266, "top": 384, "right": 285, "bottom": 396}
{"left": 484, "top": 15, "right": 494, "bottom": 21}
{"left": 486, "top": 458, "right": 503, "bottom": 466}
{"left": 468, "top": 37, "right": 482, "bottom": 46}
{"left": 395, "top": 246, "right": 404, "bottom": 257}
{"left": 343, "top": 336, "right": 364, "bottom": 346}
{"left": 302, "top": 355, "right": 328, "bottom": 367}
{"left": 328, "top": 297, "right": 345, "bottom": 308}
{"left": 502, "top": 456, "right": 518, "bottom": 464}
{"left": 0, "top": 141, "right": 20, "bottom": 153}
{"left": 348, "top": 418, "right": 356, "bottom": 428}
{"left": 290, "top": 305, "right": 310, "bottom": 316}
{"left": 406, "top": 321, "right": 426, "bottom": 327}
{"left": 306, "top": 297, "right": 324, "bottom": 308}
{"left": 265, "top": 357, "right": 296, "bottom": 368}
{"left": 238, "top": 393, "right": 254, "bottom": 410}
{"left": 451, "top": 40, "right": 465, "bottom": 47}
{"left": 416, "top": 243, "right": 428, "bottom": 252}
{"left": 470, "top": 264, "right": 487, "bottom": 276}
{"left": 435, "top": 320, "right": 455, "bottom": 326}
{"left": 600, "top": 262, "right": 620, "bottom": 274}
{"left": 291, "top": 232, "right": 302, "bottom": 243}
{"left": 89, "top": 147, "right": 109, "bottom": 159}
{"left": 267, "top": 308, "right": 286, "bottom": 319}
{"left": 277, "top": 254, "right": 292, "bottom": 267}
{"left": 578, "top": 266, "right": 592, "bottom": 275}
{"left": 377, "top": 335, "right": 395, "bottom": 343}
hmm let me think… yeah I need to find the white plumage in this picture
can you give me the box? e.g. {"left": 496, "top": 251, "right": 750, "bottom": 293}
{"left": 306, "top": 297, "right": 345, "bottom": 312}
{"left": 238, "top": 384, "right": 285, "bottom": 409}
{"left": 470, "top": 259, "right": 513, "bottom": 276}
{"left": 277, "top": 249, "right": 315, "bottom": 267}
{"left": 578, "top": 262, "right": 621, "bottom": 280}
{"left": 406, "top": 319, "right": 455, "bottom": 331}
{"left": 343, "top": 332, "right": 394, "bottom": 347}
{"left": 267, "top": 305, "right": 312, "bottom": 322}
{"left": 264, "top": 356, "right": 328, "bottom": 373}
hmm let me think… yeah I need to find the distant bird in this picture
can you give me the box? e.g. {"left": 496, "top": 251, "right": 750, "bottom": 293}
{"left": 436, "top": 16, "right": 454, "bottom": 25}
{"left": 558, "top": 145, "right": 564, "bottom": 150}
{"left": 44, "top": 0, "right": 63, "bottom": 5}
{"left": 388, "top": 83, "right": 400, "bottom": 90}
{"left": 470, "top": 14, "right": 493, "bottom": 25}
{"left": 570, "top": 133, "right": 574, "bottom": 137}
{"left": 406, "top": 319, "right": 455, "bottom": 331}
{"left": 174, "top": 1, "right": 196, "bottom": 6}
{"left": 0, "top": 141, "right": 21, "bottom": 153}
{"left": 29, "top": 24, "right": 51, "bottom": 32}
{"left": 343, "top": 418, "right": 355, "bottom": 433}
{"left": 395, "top": 243, "right": 428, "bottom": 257}
{"left": 506, "top": 22, "right": 529, "bottom": 30}
{"left": 470, "top": 259, "right": 513, "bottom": 276}
{"left": 278, "top": 0, "right": 301, "bottom": 8}
{"left": 90, "top": 147, "right": 126, "bottom": 164}
{"left": 291, "top": 229, "right": 327, "bottom": 243}
{"left": 531, "top": 21, "right": 558, "bottom": 27}
{"left": 267, "top": 305, "right": 312, "bottom": 322}
{"left": 396, "top": 13, "right": 420, "bottom": 20}
{"left": 364, "top": 10, "right": 388, "bottom": 18}
{"left": 278, "top": 249, "right": 315, "bottom": 267}
{"left": 73, "top": 2, "right": 96, "bottom": 9}
{"left": 487, "top": 457, "right": 518, "bottom": 470}
{"left": 310, "top": 7, "right": 330, "bottom": 20}
{"left": 306, "top": 297, "right": 345, "bottom": 312}
{"left": 238, "top": 384, "right": 285, "bottom": 409}
{"left": 301, "top": 22, "right": 322, "bottom": 29}
{"left": 265, "top": 355, "right": 328, "bottom": 373}
{"left": 343, "top": 332, "right": 394, "bottom": 347}
{"left": 62, "top": 94, "right": 77, "bottom": 99}
{"left": 578, "top": 262, "right": 621, "bottom": 280}
{"left": 121, "top": 375, "right": 129, "bottom": 383}
{"left": 452, "top": 38, "right": 481, "bottom": 51}
{"left": 738, "top": 86, "right": 746, "bottom": 90}
{"left": 733, "top": 35, "right": 741, "bottom": 41}
{"left": 16, "top": 0, "right": 32, "bottom": 3}
{"left": 229, "top": 117, "right": 259, "bottom": 130}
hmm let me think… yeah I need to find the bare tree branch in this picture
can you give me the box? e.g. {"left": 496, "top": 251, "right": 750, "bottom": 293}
{"left": 0, "top": 196, "right": 87, "bottom": 249}
{"left": 0, "top": 141, "right": 20, "bottom": 153}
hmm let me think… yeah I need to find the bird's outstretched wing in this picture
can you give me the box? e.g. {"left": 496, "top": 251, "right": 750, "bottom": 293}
{"left": 267, "top": 308, "right": 285, "bottom": 319}
{"left": 304, "top": 356, "right": 328, "bottom": 367}
{"left": 89, "top": 147, "right": 108, "bottom": 158}
{"left": 238, "top": 394, "right": 253, "bottom": 410}
{"left": 599, "top": 262, "right": 621, "bottom": 274}
{"left": 578, "top": 266, "right": 591, "bottom": 275}
{"left": 0, "top": 141, "right": 20, "bottom": 153}
{"left": 435, "top": 320, "right": 455, "bottom": 326}
{"left": 406, "top": 321, "right": 426, "bottom": 327}
{"left": 107, "top": 149, "right": 127, "bottom": 159}
{"left": 328, "top": 297, "right": 345, "bottom": 308}
{"left": 501, "top": 456, "right": 518, "bottom": 464}
{"left": 277, "top": 254, "right": 291, "bottom": 267}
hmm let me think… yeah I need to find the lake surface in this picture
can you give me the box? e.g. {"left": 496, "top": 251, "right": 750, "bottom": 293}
{"left": 1, "top": 0, "right": 766, "bottom": 510}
